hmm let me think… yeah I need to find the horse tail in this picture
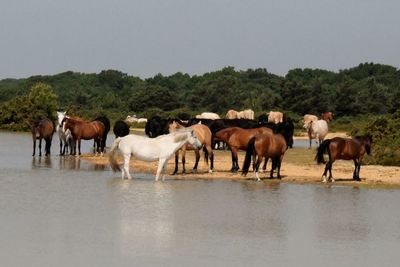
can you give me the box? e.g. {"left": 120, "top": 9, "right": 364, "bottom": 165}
{"left": 203, "top": 146, "right": 209, "bottom": 165}
{"left": 242, "top": 137, "right": 256, "bottom": 176}
{"left": 315, "top": 139, "right": 331, "bottom": 164}
{"left": 108, "top": 137, "right": 122, "bottom": 172}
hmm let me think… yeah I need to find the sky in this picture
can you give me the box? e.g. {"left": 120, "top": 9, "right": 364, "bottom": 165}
{"left": 1, "top": 0, "right": 399, "bottom": 79}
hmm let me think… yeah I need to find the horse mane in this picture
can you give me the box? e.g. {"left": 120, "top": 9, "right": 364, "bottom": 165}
{"left": 172, "top": 129, "right": 191, "bottom": 143}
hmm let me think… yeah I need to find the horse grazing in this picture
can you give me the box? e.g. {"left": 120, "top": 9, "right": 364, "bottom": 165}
{"left": 215, "top": 127, "right": 273, "bottom": 172}
{"left": 108, "top": 129, "right": 202, "bottom": 181}
{"left": 304, "top": 119, "right": 328, "bottom": 149}
{"left": 113, "top": 120, "right": 130, "bottom": 138}
{"left": 63, "top": 117, "right": 105, "bottom": 155}
{"left": 241, "top": 122, "right": 293, "bottom": 181}
{"left": 321, "top": 112, "right": 333, "bottom": 122}
{"left": 56, "top": 111, "right": 74, "bottom": 155}
{"left": 315, "top": 136, "right": 372, "bottom": 182}
{"left": 268, "top": 111, "right": 283, "bottom": 124}
{"left": 226, "top": 109, "right": 239, "bottom": 119}
{"left": 169, "top": 120, "right": 214, "bottom": 175}
{"left": 195, "top": 112, "right": 220, "bottom": 120}
{"left": 32, "top": 118, "right": 55, "bottom": 157}
{"left": 238, "top": 109, "right": 255, "bottom": 120}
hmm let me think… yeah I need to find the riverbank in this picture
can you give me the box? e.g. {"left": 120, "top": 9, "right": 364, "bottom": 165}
{"left": 81, "top": 133, "right": 400, "bottom": 188}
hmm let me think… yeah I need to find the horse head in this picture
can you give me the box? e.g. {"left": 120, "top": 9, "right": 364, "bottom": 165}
{"left": 57, "top": 111, "right": 67, "bottom": 127}
{"left": 187, "top": 129, "right": 202, "bottom": 149}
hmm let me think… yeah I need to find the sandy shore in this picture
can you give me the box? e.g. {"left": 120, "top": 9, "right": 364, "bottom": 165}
{"left": 81, "top": 132, "right": 400, "bottom": 188}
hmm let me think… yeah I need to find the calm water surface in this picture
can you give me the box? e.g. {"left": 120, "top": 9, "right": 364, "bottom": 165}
{"left": 0, "top": 132, "right": 399, "bottom": 267}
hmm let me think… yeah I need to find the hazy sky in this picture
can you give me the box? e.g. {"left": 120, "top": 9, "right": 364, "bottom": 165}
{"left": 1, "top": 0, "right": 399, "bottom": 79}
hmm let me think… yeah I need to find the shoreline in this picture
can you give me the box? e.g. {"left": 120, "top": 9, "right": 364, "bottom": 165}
{"left": 81, "top": 145, "right": 400, "bottom": 188}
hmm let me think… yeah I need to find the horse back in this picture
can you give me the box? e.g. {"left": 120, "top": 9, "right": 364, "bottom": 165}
{"left": 329, "top": 137, "right": 363, "bottom": 160}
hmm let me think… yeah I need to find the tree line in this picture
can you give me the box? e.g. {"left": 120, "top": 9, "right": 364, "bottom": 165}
{"left": 0, "top": 62, "right": 399, "bottom": 166}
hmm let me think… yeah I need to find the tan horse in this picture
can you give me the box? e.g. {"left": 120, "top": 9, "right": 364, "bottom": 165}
{"left": 242, "top": 132, "right": 289, "bottom": 181}
{"left": 32, "top": 118, "right": 55, "bottom": 156}
{"left": 268, "top": 111, "right": 283, "bottom": 124}
{"left": 63, "top": 117, "right": 105, "bottom": 155}
{"left": 226, "top": 109, "right": 239, "bottom": 119}
{"left": 169, "top": 121, "right": 214, "bottom": 174}
{"left": 214, "top": 127, "right": 272, "bottom": 172}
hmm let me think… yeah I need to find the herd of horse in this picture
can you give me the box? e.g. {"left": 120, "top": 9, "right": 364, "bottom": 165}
{"left": 31, "top": 110, "right": 372, "bottom": 183}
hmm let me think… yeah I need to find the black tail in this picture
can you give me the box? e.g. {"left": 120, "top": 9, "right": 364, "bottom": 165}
{"left": 242, "top": 137, "right": 256, "bottom": 176}
{"left": 315, "top": 139, "right": 331, "bottom": 164}
{"left": 203, "top": 146, "right": 209, "bottom": 165}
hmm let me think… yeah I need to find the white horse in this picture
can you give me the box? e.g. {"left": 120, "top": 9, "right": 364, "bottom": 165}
{"left": 108, "top": 129, "right": 202, "bottom": 181}
{"left": 304, "top": 119, "right": 328, "bottom": 148}
{"left": 56, "top": 111, "right": 73, "bottom": 155}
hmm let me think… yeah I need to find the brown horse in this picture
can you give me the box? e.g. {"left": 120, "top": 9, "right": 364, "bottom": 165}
{"left": 215, "top": 127, "right": 272, "bottom": 172}
{"left": 32, "top": 118, "right": 55, "bottom": 157}
{"left": 169, "top": 121, "right": 214, "bottom": 174}
{"left": 241, "top": 132, "right": 289, "bottom": 181}
{"left": 316, "top": 136, "right": 372, "bottom": 182}
{"left": 321, "top": 112, "right": 333, "bottom": 122}
{"left": 63, "top": 117, "right": 105, "bottom": 155}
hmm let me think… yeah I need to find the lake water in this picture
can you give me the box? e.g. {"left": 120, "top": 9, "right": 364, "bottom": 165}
{"left": 1, "top": 131, "right": 399, "bottom": 267}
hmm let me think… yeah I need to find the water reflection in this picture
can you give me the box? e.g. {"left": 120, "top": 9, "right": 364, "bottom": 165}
{"left": 57, "top": 155, "right": 106, "bottom": 171}
{"left": 31, "top": 156, "right": 52, "bottom": 169}
{"left": 313, "top": 186, "right": 370, "bottom": 243}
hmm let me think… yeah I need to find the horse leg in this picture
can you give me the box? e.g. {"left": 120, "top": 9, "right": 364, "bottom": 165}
{"left": 192, "top": 149, "right": 200, "bottom": 174}
{"left": 155, "top": 158, "right": 168, "bottom": 181}
{"left": 262, "top": 157, "right": 268, "bottom": 172}
{"left": 77, "top": 139, "right": 82, "bottom": 156}
{"left": 38, "top": 138, "right": 42, "bottom": 157}
{"left": 254, "top": 156, "right": 263, "bottom": 181}
{"left": 207, "top": 146, "right": 214, "bottom": 173}
{"left": 59, "top": 138, "right": 63, "bottom": 155}
{"left": 353, "top": 159, "right": 361, "bottom": 181}
{"left": 173, "top": 151, "right": 179, "bottom": 175}
{"left": 123, "top": 154, "right": 132, "bottom": 179}
{"left": 322, "top": 161, "right": 331, "bottom": 182}
{"left": 276, "top": 157, "right": 283, "bottom": 179}
{"left": 232, "top": 148, "right": 239, "bottom": 172}
{"left": 230, "top": 151, "right": 236, "bottom": 172}
{"left": 270, "top": 158, "right": 276, "bottom": 179}
{"left": 32, "top": 138, "right": 36, "bottom": 156}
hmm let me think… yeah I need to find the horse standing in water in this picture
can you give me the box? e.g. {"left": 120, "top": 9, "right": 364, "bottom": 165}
{"left": 62, "top": 117, "right": 105, "bottom": 155}
{"left": 242, "top": 121, "right": 294, "bottom": 181}
{"left": 56, "top": 111, "right": 74, "bottom": 155}
{"left": 315, "top": 136, "right": 372, "bottom": 182}
{"left": 108, "top": 129, "right": 202, "bottom": 181}
{"left": 168, "top": 120, "right": 214, "bottom": 175}
{"left": 32, "top": 118, "right": 55, "bottom": 157}
{"left": 92, "top": 116, "right": 110, "bottom": 152}
{"left": 214, "top": 127, "right": 273, "bottom": 172}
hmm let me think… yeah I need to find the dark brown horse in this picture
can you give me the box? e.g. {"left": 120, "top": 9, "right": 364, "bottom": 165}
{"left": 63, "top": 117, "right": 105, "bottom": 155}
{"left": 32, "top": 118, "right": 55, "bottom": 156}
{"left": 215, "top": 127, "right": 273, "bottom": 172}
{"left": 169, "top": 121, "right": 214, "bottom": 174}
{"left": 316, "top": 136, "right": 372, "bottom": 182}
{"left": 242, "top": 132, "right": 289, "bottom": 181}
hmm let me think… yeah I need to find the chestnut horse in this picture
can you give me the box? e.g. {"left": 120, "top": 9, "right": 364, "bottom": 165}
{"left": 169, "top": 120, "right": 214, "bottom": 174}
{"left": 32, "top": 118, "right": 55, "bottom": 157}
{"left": 315, "top": 136, "right": 372, "bottom": 182}
{"left": 63, "top": 117, "right": 105, "bottom": 155}
{"left": 215, "top": 127, "right": 273, "bottom": 172}
{"left": 242, "top": 121, "right": 294, "bottom": 180}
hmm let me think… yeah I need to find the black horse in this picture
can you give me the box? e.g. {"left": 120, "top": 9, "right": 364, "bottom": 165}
{"left": 145, "top": 116, "right": 171, "bottom": 138}
{"left": 92, "top": 116, "right": 110, "bottom": 152}
{"left": 113, "top": 120, "right": 130, "bottom": 138}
